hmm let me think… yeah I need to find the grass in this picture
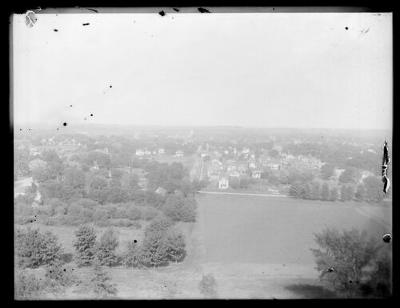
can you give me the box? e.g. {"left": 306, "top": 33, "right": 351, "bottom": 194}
{"left": 15, "top": 194, "right": 392, "bottom": 299}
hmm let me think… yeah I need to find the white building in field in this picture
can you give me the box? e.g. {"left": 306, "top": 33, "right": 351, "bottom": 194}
{"left": 218, "top": 177, "right": 229, "bottom": 189}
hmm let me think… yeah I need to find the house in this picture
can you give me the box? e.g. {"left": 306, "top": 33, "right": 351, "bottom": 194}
{"left": 218, "top": 177, "right": 229, "bottom": 189}
{"left": 267, "top": 163, "right": 280, "bottom": 170}
{"left": 251, "top": 170, "right": 262, "bottom": 179}
{"left": 155, "top": 187, "right": 167, "bottom": 196}
{"left": 228, "top": 170, "right": 240, "bottom": 178}
{"left": 175, "top": 150, "right": 184, "bottom": 158}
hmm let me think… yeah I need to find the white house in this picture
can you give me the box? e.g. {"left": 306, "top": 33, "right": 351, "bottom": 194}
{"left": 175, "top": 150, "right": 184, "bottom": 157}
{"left": 218, "top": 177, "right": 229, "bottom": 189}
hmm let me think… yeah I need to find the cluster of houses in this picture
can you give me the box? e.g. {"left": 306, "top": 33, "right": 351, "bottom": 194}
{"left": 135, "top": 148, "right": 186, "bottom": 159}
{"left": 197, "top": 145, "right": 324, "bottom": 190}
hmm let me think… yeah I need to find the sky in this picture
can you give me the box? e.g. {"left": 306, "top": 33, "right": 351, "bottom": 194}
{"left": 12, "top": 11, "right": 392, "bottom": 130}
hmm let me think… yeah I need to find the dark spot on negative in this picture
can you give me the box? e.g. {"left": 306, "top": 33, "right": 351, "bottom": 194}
{"left": 383, "top": 233, "right": 392, "bottom": 243}
{"left": 63, "top": 268, "right": 66, "bottom": 272}
{"left": 19, "top": 128, "right": 22, "bottom": 131}
{"left": 63, "top": 122, "right": 67, "bottom": 126}
{"left": 83, "top": 23, "right": 90, "bottom": 26}
{"left": 54, "top": 29, "right": 58, "bottom": 32}
{"left": 90, "top": 114, "right": 93, "bottom": 117}
{"left": 345, "top": 27, "right": 349, "bottom": 30}
{"left": 159, "top": 11, "right": 165, "bottom": 16}
{"left": 70, "top": 105, "right": 72, "bottom": 107}
{"left": 134, "top": 240, "right": 137, "bottom": 243}
{"left": 109, "top": 85, "right": 112, "bottom": 88}
{"left": 198, "top": 8, "right": 210, "bottom": 13}
{"left": 173, "top": 8, "right": 180, "bottom": 12}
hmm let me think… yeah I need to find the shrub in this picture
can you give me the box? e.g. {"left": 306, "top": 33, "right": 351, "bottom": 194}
{"left": 15, "top": 269, "right": 44, "bottom": 299}
{"left": 163, "top": 228, "right": 186, "bottom": 263}
{"left": 95, "top": 228, "right": 119, "bottom": 266}
{"left": 122, "top": 240, "right": 144, "bottom": 268}
{"left": 73, "top": 225, "right": 97, "bottom": 267}
{"left": 90, "top": 263, "right": 117, "bottom": 298}
{"left": 199, "top": 274, "right": 218, "bottom": 298}
{"left": 15, "top": 227, "right": 63, "bottom": 268}
{"left": 44, "top": 261, "right": 76, "bottom": 294}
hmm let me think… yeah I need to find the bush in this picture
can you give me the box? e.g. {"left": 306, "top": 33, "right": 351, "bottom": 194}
{"left": 90, "top": 263, "right": 118, "bottom": 298}
{"left": 44, "top": 261, "right": 76, "bottom": 294}
{"left": 95, "top": 228, "right": 119, "bottom": 266}
{"left": 15, "top": 227, "right": 63, "bottom": 268}
{"left": 15, "top": 270, "right": 44, "bottom": 299}
{"left": 311, "top": 228, "right": 390, "bottom": 297}
{"left": 163, "top": 228, "right": 186, "bottom": 263}
{"left": 122, "top": 240, "right": 144, "bottom": 268}
{"left": 199, "top": 274, "right": 218, "bottom": 298}
{"left": 73, "top": 225, "right": 97, "bottom": 267}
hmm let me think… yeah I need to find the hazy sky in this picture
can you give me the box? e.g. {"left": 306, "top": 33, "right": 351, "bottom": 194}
{"left": 12, "top": 12, "right": 392, "bottom": 130}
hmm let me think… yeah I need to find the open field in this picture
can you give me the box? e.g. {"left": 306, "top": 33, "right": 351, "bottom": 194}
{"left": 196, "top": 194, "right": 392, "bottom": 265}
{"left": 15, "top": 194, "right": 392, "bottom": 299}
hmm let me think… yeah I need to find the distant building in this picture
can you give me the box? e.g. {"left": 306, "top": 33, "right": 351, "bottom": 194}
{"left": 155, "top": 187, "right": 167, "bottom": 196}
{"left": 175, "top": 150, "right": 184, "bottom": 158}
{"left": 251, "top": 170, "right": 262, "bottom": 179}
{"left": 218, "top": 177, "right": 229, "bottom": 189}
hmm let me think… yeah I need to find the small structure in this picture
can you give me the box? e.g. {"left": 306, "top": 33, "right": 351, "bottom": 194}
{"left": 175, "top": 150, "right": 184, "bottom": 158}
{"left": 218, "top": 177, "right": 229, "bottom": 189}
{"left": 251, "top": 170, "right": 262, "bottom": 179}
{"left": 155, "top": 187, "right": 167, "bottom": 196}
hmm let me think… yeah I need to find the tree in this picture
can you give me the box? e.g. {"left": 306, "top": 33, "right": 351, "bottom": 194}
{"left": 95, "top": 228, "right": 119, "bottom": 266}
{"left": 321, "top": 183, "right": 330, "bottom": 201}
{"left": 321, "top": 163, "right": 335, "bottom": 180}
{"left": 163, "top": 228, "right": 186, "bottom": 263}
{"left": 329, "top": 187, "right": 339, "bottom": 201}
{"left": 15, "top": 227, "right": 63, "bottom": 268}
{"left": 73, "top": 225, "right": 97, "bottom": 266}
{"left": 339, "top": 167, "right": 361, "bottom": 184}
{"left": 90, "top": 262, "right": 117, "bottom": 298}
{"left": 311, "top": 228, "right": 388, "bottom": 297}
{"left": 122, "top": 240, "right": 144, "bottom": 268}
{"left": 29, "top": 159, "right": 50, "bottom": 183}
{"left": 362, "top": 176, "right": 385, "bottom": 203}
{"left": 310, "top": 182, "right": 321, "bottom": 200}
{"left": 198, "top": 274, "right": 218, "bottom": 298}
{"left": 355, "top": 184, "right": 366, "bottom": 201}
{"left": 162, "top": 194, "right": 196, "bottom": 222}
